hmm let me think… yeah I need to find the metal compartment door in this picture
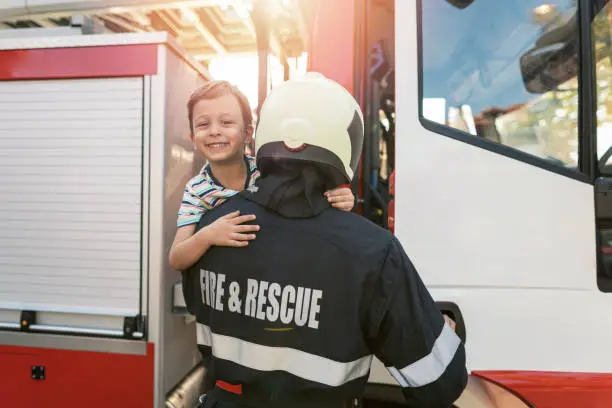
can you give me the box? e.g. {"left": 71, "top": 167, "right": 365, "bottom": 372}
{"left": 0, "top": 77, "right": 145, "bottom": 338}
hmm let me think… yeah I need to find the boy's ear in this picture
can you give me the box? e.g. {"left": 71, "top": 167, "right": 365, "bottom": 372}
{"left": 244, "top": 124, "right": 254, "bottom": 143}
{"left": 189, "top": 133, "right": 195, "bottom": 144}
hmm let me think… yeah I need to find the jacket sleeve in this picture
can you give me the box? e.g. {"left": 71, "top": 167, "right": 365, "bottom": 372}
{"left": 365, "top": 237, "right": 468, "bottom": 408}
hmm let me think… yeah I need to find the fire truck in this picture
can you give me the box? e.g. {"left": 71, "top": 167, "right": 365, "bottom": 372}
{"left": 1, "top": 0, "right": 612, "bottom": 407}
{"left": 309, "top": 1, "right": 612, "bottom": 407}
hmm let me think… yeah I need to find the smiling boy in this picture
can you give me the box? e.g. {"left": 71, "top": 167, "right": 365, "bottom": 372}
{"left": 169, "top": 81, "right": 355, "bottom": 271}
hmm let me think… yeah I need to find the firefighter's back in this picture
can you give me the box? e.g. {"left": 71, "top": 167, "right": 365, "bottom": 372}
{"left": 189, "top": 194, "right": 394, "bottom": 406}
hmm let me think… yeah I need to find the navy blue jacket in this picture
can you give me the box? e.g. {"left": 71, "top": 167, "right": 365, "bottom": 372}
{"left": 183, "top": 194, "right": 467, "bottom": 408}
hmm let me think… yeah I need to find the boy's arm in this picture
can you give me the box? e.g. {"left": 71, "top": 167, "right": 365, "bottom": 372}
{"left": 169, "top": 211, "right": 260, "bottom": 271}
{"left": 169, "top": 224, "right": 213, "bottom": 271}
{"left": 170, "top": 180, "right": 213, "bottom": 271}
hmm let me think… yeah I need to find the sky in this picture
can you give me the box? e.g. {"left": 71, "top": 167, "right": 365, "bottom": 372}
{"left": 208, "top": 52, "right": 308, "bottom": 110}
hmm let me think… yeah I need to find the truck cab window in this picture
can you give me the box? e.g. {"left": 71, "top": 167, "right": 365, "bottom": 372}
{"left": 421, "top": 0, "right": 580, "bottom": 168}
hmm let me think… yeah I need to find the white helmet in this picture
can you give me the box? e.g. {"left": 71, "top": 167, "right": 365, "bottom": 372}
{"left": 254, "top": 72, "right": 364, "bottom": 185}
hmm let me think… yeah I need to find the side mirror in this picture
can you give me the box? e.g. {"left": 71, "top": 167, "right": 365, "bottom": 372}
{"left": 445, "top": 0, "right": 475, "bottom": 9}
{"left": 520, "top": 14, "right": 579, "bottom": 94}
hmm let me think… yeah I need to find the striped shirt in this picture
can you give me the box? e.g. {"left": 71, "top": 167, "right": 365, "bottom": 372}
{"left": 177, "top": 155, "right": 260, "bottom": 228}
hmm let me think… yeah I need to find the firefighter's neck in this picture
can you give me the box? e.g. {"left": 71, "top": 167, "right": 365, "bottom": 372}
{"left": 243, "top": 165, "right": 330, "bottom": 218}
{"left": 208, "top": 155, "right": 247, "bottom": 191}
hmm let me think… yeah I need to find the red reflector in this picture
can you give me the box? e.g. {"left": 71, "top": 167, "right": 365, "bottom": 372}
{"left": 283, "top": 142, "right": 308, "bottom": 152}
{"left": 216, "top": 380, "right": 243, "bottom": 395}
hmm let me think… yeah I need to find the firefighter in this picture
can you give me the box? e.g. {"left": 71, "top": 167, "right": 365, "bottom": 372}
{"left": 183, "top": 72, "right": 468, "bottom": 408}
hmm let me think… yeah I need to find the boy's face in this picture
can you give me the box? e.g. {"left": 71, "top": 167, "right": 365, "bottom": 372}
{"left": 190, "top": 94, "right": 252, "bottom": 165}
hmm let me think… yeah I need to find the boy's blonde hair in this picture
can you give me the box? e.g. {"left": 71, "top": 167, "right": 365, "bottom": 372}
{"left": 187, "top": 80, "right": 253, "bottom": 133}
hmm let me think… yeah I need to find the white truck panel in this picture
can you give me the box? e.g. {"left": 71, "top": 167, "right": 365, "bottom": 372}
{"left": 146, "top": 45, "right": 208, "bottom": 406}
{"left": 147, "top": 46, "right": 167, "bottom": 408}
{"left": 393, "top": 0, "right": 612, "bottom": 375}
{"left": 0, "top": 31, "right": 168, "bottom": 50}
{"left": 26, "top": 0, "right": 203, "bottom": 12}
{"left": 0, "top": 77, "right": 144, "bottom": 319}
{"left": 9, "top": 0, "right": 219, "bottom": 17}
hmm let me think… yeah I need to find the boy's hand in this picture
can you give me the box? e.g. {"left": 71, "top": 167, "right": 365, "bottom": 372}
{"left": 207, "top": 211, "right": 260, "bottom": 247}
{"left": 443, "top": 314, "right": 457, "bottom": 332}
{"left": 325, "top": 186, "right": 355, "bottom": 212}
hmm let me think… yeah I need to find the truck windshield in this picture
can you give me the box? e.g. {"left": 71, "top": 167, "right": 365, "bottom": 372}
{"left": 420, "top": 0, "right": 604, "bottom": 169}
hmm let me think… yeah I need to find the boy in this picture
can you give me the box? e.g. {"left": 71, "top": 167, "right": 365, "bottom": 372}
{"left": 169, "top": 80, "right": 355, "bottom": 271}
